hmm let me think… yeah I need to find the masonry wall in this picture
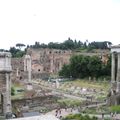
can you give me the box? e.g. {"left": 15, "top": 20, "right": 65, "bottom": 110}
{"left": 10, "top": 48, "right": 109, "bottom": 81}
{"left": 27, "top": 48, "right": 72, "bottom": 74}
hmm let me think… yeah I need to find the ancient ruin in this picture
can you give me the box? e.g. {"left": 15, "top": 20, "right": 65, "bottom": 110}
{"left": 24, "top": 55, "right": 32, "bottom": 82}
{"left": 0, "top": 52, "right": 12, "bottom": 115}
{"left": 27, "top": 48, "right": 72, "bottom": 74}
{"left": 9, "top": 48, "right": 110, "bottom": 82}
{"left": 108, "top": 45, "right": 120, "bottom": 105}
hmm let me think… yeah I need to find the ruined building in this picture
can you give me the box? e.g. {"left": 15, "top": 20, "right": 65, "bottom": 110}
{"left": 27, "top": 48, "right": 72, "bottom": 74}
{"left": 0, "top": 52, "right": 12, "bottom": 116}
{"left": 108, "top": 45, "right": 120, "bottom": 105}
{"left": 10, "top": 48, "right": 72, "bottom": 81}
{"left": 10, "top": 48, "right": 109, "bottom": 81}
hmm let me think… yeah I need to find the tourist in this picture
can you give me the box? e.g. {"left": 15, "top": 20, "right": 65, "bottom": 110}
{"left": 102, "top": 113, "right": 104, "bottom": 119}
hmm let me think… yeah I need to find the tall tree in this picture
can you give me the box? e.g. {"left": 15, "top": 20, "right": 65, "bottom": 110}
{"left": 16, "top": 43, "right": 25, "bottom": 50}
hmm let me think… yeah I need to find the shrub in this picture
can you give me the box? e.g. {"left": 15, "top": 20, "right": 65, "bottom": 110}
{"left": 110, "top": 105, "right": 120, "bottom": 113}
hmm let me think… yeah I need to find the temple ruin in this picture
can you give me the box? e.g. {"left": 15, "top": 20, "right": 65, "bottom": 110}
{"left": 108, "top": 45, "right": 120, "bottom": 105}
{"left": 0, "top": 52, "right": 12, "bottom": 115}
{"left": 24, "top": 55, "right": 32, "bottom": 82}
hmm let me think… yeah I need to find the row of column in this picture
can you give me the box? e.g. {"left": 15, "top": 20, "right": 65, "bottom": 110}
{"left": 111, "top": 52, "right": 120, "bottom": 93}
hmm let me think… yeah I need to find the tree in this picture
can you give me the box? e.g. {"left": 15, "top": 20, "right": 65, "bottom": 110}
{"left": 16, "top": 43, "right": 25, "bottom": 50}
{"left": 59, "top": 64, "right": 71, "bottom": 77}
{"left": 59, "top": 55, "right": 111, "bottom": 79}
{"left": 9, "top": 47, "right": 26, "bottom": 58}
{"left": 87, "top": 56, "right": 102, "bottom": 77}
{"left": 63, "top": 38, "right": 75, "bottom": 49}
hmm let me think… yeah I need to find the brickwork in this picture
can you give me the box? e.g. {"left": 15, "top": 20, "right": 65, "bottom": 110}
{"left": 10, "top": 48, "right": 109, "bottom": 81}
{"left": 27, "top": 48, "right": 72, "bottom": 74}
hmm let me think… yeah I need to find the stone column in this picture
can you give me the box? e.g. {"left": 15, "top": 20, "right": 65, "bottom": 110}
{"left": 28, "top": 57, "right": 31, "bottom": 82}
{"left": 116, "top": 53, "right": 120, "bottom": 92}
{"left": 50, "top": 55, "right": 54, "bottom": 73}
{"left": 16, "top": 68, "right": 19, "bottom": 77}
{"left": 111, "top": 53, "right": 116, "bottom": 95}
{"left": 24, "top": 59, "right": 27, "bottom": 71}
{"left": 0, "top": 52, "right": 12, "bottom": 117}
{"left": 2, "top": 73, "right": 12, "bottom": 115}
{"left": 111, "top": 53, "right": 116, "bottom": 81}
{"left": 56, "top": 79, "right": 60, "bottom": 88}
{"left": 5, "top": 73, "right": 12, "bottom": 113}
{"left": 24, "top": 55, "right": 32, "bottom": 82}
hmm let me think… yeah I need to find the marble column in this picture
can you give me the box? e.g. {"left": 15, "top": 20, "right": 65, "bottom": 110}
{"left": 3, "top": 73, "right": 12, "bottom": 114}
{"left": 116, "top": 53, "right": 120, "bottom": 92}
{"left": 24, "top": 55, "right": 32, "bottom": 82}
{"left": 24, "top": 59, "right": 27, "bottom": 71}
{"left": 111, "top": 53, "right": 116, "bottom": 95}
{"left": 111, "top": 53, "right": 116, "bottom": 81}
{"left": 28, "top": 58, "right": 31, "bottom": 82}
{"left": 16, "top": 68, "right": 19, "bottom": 77}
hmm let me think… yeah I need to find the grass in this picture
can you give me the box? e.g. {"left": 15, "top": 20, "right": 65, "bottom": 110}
{"left": 84, "top": 106, "right": 110, "bottom": 114}
{"left": 110, "top": 105, "right": 120, "bottom": 113}
{"left": 62, "top": 79, "right": 110, "bottom": 92}
{"left": 11, "top": 83, "right": 25, "bottom": 100}
{"left": 11, "top": 93, "right": 24, "bottom": 100}
{"left": 57, "top": 98, "right": 81, "bottom": 107}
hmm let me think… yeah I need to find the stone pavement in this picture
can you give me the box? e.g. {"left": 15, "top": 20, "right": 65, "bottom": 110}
{"left": 46, "top": 108, "right": 120, "bottom": 120}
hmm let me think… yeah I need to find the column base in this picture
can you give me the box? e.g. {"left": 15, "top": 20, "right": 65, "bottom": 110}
{"left": 116, "top": 82, "right": 120, "bottom": 93}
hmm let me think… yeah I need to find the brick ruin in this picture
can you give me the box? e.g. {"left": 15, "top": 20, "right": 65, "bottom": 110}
{"left": 0, "top": 49, "right": 110, "bottom": 118}
{"left": 10, "top": 48, "right": 72, "bottom": 81}
{"left": 10, "top": 48, "right": 110, "bottom": 81}
{"left": 27, "top": 48, "right": 72, "bottom": 74}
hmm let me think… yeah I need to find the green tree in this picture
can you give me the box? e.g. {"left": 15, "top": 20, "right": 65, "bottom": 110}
{"left": 59, "top": 64, "right": 71, "bottom": 77}
{"left": 59, "top": 55, "right": 111, "bottom": 79}
{"left": 63, "top": 38, "right": 75, "bottom": 49}
{"left": 16, "top": 43, "right": 25, "bottom": 50}
{"left": 9, "top": 47, "right": 26, "bottom": 58}
{"left": 11, "top": 87, "right": 15, "bottom": 96}
{"left": 87, "top": 56, "right": 102, "bottom": 77}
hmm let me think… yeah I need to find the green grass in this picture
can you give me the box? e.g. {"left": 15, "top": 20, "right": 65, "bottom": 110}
{"left": 57, "top": 98, "right": 81, "bottom": 107}
{"left": 110, "top": 105, "right": 120, "bottom": 113}
{"left": 11, "top": 84, "right": 25, "bottom": 100}
{"left": 62, "top": 79, "right": 110, "bottom": 92}
{"left": 82, "top": 106, "right": 110, "bottom": 114}
{"left": 11, "top": 93, "right": 24, "bottom": 100}
{"left": 62, "top": 114, "right": 98, "bottom": 120}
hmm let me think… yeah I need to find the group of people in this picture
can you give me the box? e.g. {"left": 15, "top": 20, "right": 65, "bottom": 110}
{"left": 55, "top": 108, "right": 62, "bottom": 119}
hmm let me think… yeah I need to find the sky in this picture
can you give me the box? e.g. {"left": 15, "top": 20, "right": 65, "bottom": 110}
{"left": 0, "top": 0, "right": 120, "bottom": 50}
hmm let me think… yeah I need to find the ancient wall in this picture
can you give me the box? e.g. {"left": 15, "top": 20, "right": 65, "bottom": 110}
{"left": 11, "top": 58, "right": 24, "bottom": 81}
{"left": 27, "top": 48, "right": 72, "bottom": 74}
{"left": 10, "top": 48, "right": 109, "bottom": 81}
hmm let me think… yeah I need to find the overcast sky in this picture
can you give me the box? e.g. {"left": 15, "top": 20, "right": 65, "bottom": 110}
{"left": 0, "top": 0, "right": 120, "bottom": 50}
